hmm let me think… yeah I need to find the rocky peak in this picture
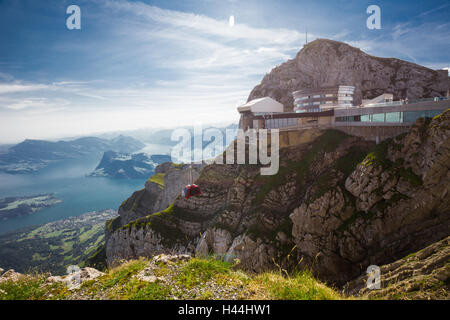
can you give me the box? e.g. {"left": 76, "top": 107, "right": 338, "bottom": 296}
{"left": 248, "top": 38, "right": 449, "bottom": 110}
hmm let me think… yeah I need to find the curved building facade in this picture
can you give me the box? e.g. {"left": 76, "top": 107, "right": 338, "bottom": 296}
{"left": 293, "top": 85, "right": 355, "bottom": 113}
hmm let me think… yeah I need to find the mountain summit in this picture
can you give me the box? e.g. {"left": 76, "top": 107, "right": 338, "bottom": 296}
{"left": 248, "top": 39, "right": 450, "bottom": 111}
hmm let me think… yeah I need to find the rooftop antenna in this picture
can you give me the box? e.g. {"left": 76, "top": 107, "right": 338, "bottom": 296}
{"left": 305, "top": 27, "right": 308, "bottom": 45}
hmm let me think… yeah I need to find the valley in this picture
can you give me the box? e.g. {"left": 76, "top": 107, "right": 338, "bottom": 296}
{"left": 0, "top": 209, "right": 117, "bottom": 275}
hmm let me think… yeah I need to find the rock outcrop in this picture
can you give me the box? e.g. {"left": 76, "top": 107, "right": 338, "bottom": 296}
{"left": 248, "top": 39, "right": 449, "bottom": 111}
{"left": 46, "top": 267, "right": 105, "bottom": 290}
{"left": 0, "top": 269, "right": 26, "bottom": 283}
{"left": 115, "top": 162, "right": 204, "bottom": 226}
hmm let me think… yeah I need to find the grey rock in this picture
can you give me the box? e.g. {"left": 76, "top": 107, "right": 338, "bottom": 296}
{"left": 0, "top": 269, "right": 25, "bottom": 283}
{"left": 47, "top": 267, "right": 104, "bottom": 290}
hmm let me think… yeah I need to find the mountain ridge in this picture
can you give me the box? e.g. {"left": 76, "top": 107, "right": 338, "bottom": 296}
{"left": 0, "top": 135, "right": 145, "bottom": 174}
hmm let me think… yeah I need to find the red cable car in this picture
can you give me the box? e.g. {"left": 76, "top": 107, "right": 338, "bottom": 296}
{"left": 182, "top": 164, "right": 202, "bottom": 199}
{"left": 182, "top": 184, "right": 202, "bottom": 199}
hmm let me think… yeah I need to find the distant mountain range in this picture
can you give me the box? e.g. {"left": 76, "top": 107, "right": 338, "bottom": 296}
{"left": 89, "top": 151, "right": 171, "bottom": 179}
{"left": 0, "top": 135, "right": 145, "bottom": 174}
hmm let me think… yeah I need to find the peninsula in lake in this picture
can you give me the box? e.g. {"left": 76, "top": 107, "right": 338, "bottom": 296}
{"left": 0, "top": 194, "right": 62, "bottom": 221}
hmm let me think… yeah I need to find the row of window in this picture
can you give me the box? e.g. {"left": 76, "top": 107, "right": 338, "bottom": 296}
{"left": 265, "top": 118, "right": 298, "bottom": 129}
{"left": 296, "top": 93, "right": 336, "bottom": 100}
{"left": 335, "top": 110, "right": 444, "bottom": 123}
{"left": 296, "top": 100, "right": 336, "bottom": 107}
{"left": 296, "top": 108, "right": 320, "bottom": 113}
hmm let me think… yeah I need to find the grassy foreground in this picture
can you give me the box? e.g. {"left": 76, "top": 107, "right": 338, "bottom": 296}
{"left": 0, "top": 257, "right": 344, "bottom": 300}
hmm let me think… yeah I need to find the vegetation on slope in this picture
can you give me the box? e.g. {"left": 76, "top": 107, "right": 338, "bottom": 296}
{"left": 147, "top": 173, "right": 165, "bottom": 189}
{"left": 0, "top": 210, "right": 116, "bottom": 275}
{"left": 0, "top": 256, "right": 343, "bottom": 300}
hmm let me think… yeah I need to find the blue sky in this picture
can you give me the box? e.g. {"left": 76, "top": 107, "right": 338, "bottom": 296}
{"left": 0, "top": 0, "right": 449, "bottom": 143}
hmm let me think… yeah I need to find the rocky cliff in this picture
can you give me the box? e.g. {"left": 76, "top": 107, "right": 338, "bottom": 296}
{"left": 104, "top": 110, "right": 449, "bottom": 285}
{"left": 105, "top": 162, "right": 205, "bottom": 264}
{"left": 248, "top": 39, "right": 449, "bottom": 110}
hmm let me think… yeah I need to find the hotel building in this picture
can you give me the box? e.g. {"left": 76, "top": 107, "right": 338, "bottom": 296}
{"left": 293, "top": 86, "right": 355, "bottom": 113}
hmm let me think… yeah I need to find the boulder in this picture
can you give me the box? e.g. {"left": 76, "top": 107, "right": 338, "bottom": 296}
{"left": 46, "top": 267, "right": 104, "bottom": 290}
{"left": 0, "top": 269, "right": 25, "bottom": 282}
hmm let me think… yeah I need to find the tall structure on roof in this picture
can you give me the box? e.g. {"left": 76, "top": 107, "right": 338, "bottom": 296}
{"left": 305, "top": 27, "right": 308, "bottom": 45}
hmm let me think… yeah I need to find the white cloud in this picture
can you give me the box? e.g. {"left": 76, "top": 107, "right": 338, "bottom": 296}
{"left": 102, "top": 0, "right": 303, "bottom": 45}
{"left": 0, "top": 83, "right": 50, "bottom": 94}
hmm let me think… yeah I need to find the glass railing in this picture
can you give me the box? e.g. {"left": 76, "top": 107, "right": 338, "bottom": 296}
{"left": 364, "top": 96, "right": 450, "bottom": 108}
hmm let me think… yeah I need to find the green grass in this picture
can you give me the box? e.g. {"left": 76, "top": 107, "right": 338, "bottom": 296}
{"left": 79, "top": 224, "right": 102, "bottom": 243}
{"left": 32, "top": 253, "right": 46, "bottom": 262}
{"left": 0, "top": 275, "right": 69, "bottom": 300}
{"left": 42, "top": 230, "right": 64, "bottom": 238}
{"left": 254, "top": 271, "right": 342, "bottom": 300}
{"left": 101, "top": 259, "right": 148, "bottom": 290}
{"left": 175, "top": 258, "right": 231, "bottom": 289}
{"left": 361, "top": 140, "right": 390, "bottom": 169}
{"left": 106, "top": 216, "right": 121, "bottom": 233}
{"left": 147, "top": 173, "right": 165, "bottom": 188}
{"left": 61, "top": 240, "right": 74, "bottom": 254}
{"left": 0, "top": 256, "right": 346, "bottom": 300}
{"left": 128, "top": 281, "right": 171, "bottom": 300}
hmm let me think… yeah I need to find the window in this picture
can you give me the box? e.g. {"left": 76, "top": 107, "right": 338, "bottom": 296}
{"left": 372, "top": 114, "right": 384, "bottom": 122}
{"left": 386, "top": 112, "right": 401, "bottom": 122}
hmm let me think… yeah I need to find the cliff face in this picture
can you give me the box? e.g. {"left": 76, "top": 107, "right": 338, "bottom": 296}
{"left": 105, "top": 162, "right": 205, "bottom": 264}
{"left": 290, "top": 113, "right": 450, "bottom": 284}
{"left": 114, "top": 162, "right": 204, "bottom": 226}
{"left": 248, "top": 39, "right": 449, "bottom": 110}
{"left": 104, "top": 110, "right": 449, "bottom": 284}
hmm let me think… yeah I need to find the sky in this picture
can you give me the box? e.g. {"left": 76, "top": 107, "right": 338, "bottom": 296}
{"left": 0, "top": 0, "right": 449, "bottom": 143}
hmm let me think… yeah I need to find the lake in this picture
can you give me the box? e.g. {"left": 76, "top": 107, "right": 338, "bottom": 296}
{"left": 0, "top": 154, "right": 147, "bottom": 235}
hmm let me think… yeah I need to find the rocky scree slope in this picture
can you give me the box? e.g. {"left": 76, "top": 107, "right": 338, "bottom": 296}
{"left": 248, "top": 39, "right": 449, "bottom": 111}
{"left": 344, "top": 235, "right": 449, "bottom": 300}
{"left": 105, "top": 110, "right": 449, "bottom": 286}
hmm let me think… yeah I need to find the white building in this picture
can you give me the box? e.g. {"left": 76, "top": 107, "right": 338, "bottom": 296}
{"left": 237, "top": 97, "right": 285, "bottom": 130}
